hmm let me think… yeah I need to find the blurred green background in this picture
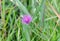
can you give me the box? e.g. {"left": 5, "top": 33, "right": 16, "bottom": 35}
{"left": 0, "top": 0, "right": 60, "bottom": 41}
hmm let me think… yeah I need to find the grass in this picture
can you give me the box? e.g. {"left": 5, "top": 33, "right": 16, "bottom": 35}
{"left": 0, "top": 0, "right": 60, "bottom": 41}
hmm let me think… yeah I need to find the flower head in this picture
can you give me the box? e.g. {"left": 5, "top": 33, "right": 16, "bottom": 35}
{"left": 22, "top": 14, "right": 32, "bottom": 24}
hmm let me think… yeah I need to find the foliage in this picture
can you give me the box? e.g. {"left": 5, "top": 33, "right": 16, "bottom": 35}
{"left": 0, "top": 0, "right": 60, "bottom": 41}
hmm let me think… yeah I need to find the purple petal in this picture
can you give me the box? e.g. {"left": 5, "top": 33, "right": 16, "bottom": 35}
{"left": 22, "top": 14, "right": 32, "bottom": 24}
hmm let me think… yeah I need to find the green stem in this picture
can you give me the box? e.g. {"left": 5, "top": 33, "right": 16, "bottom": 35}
{"left": 40, "top": 0, "right": 46, "bottom": 27}
{"left": 12, "top": 0, "right": 30, "bottom": 14}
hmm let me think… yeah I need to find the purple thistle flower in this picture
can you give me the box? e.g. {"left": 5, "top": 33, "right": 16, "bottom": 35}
{"left": 22, "top": 14, "right": 32, "bottom": 24}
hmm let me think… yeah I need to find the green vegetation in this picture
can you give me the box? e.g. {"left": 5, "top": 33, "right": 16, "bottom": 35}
{"left": 0, "top": 0, "right": 60, "bottom": 41}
